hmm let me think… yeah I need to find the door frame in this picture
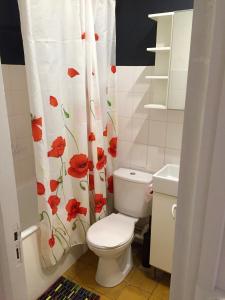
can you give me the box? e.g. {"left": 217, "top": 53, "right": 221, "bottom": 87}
{"left": 170, "top": 0, "right": 225, "bottom": 299}
{"left": 0, "top": 62, "right": 28, "bottom": 300}
{"left": 1, "top": 0, "right": 225, "bottom": 299}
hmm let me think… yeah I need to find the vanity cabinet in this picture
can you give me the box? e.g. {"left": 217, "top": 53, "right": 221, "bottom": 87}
{"left": 150, "top": 192, "right": 177, "bottom": 273}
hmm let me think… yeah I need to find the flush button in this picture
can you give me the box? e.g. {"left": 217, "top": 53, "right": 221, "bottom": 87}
{"left": 130, "top": 172, "right": 136, "bottom": 175}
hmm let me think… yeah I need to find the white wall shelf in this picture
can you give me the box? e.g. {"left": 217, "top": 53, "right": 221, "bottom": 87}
{"left": 144, "top": 104, "right": 167, "bottom": 110}
{"left": 145, "top": 12, "right": 174, "bottom": 109}
{"left": 145, "top": 76, "right": 168, "bottom": 80}
{"left": 148, "top": 12, "right": 174, "bottom": 21}
{"left": 146, "top": 11, "right": 193, "bottom": 110}
{"left": 147, "top": 47, "right": 171, "bottom": 52}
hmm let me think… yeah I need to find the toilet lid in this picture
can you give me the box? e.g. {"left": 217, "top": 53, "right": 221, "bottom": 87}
{"left": 87, "top": 213, "right": 138, "bottom": 249}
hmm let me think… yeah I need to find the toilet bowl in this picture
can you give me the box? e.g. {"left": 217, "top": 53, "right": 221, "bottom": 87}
{"left": 87, "top": 213, "right": 138, "bottom": 287}
{"left": 87, "top": 168, "right": 153, "bottom": 287}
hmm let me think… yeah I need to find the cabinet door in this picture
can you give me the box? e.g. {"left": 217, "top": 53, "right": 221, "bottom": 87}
{"left": 167, "top": 10, "right": 193, "bottom": 110}
{"left": 150, "top": 193, "right": 177, "bottom": 273}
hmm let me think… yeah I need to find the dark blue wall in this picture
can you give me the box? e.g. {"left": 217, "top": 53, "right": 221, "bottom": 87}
{"left": 0, "top": 0, "right": 194, "bottom": 65}
{"left": 0, "top": 0, "right": 24, "bottom": 64}
{"left": 143, "top": 0, "right": 193, "bottom": 13}
{"left": 116, "top": 0, "right": 194, "bottom": 66}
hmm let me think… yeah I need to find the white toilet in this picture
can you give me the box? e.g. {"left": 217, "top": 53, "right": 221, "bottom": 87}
{"left": 87, "top": 168, "right": 152, "bottom": 287}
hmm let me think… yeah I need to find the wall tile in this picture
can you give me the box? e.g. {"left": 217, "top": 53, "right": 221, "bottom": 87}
{"left": 118, "top": 116, "right": 133, "bottom": 141}
{"left": 7, "top": 65, "right": 27, "bottom": 91}
{"left": 13, "top": 114, "right": 32, "bottom": 139}
{"left": 149, "top": 120, "right": 167, "bottom": 147}
{"left": 164, "top": 148, "right": 181, "bottom": 165}
{"left": 2, "top": 63, "right": 184, "bottom": 204}
{"left": 132, "top": 118, "right": 149, "bottom": 144}
{"left": 166, "top": 123, "right": 183, "bottom": 149}
{"left": 8, "top": 117, "right": 17, "bottom": 143}
{"left": 117, "top": 66, "right": 153, "bottom": 94}
{"left": 147, "top": 146, "right": 165, "bottom": 173}
{"left": 12, "top": 137, "right": 34, "bottom": 162}
{"left": 117, "top": 91, "right": 133, "bottom": 117}
{"left": 5, "top": 90, "right": 30, "bottom": 117}
{"left": 116, "top": 66, "right": 184, "bottom": 174}
{"left": 132, "top": 91, "right": 150, "bottom": 119}
{"left": 167, "top": 110, "right": 184, "bottom": 123}
{"left": 130, "top": 66, "right": 152, "bottom": 94}
{"left": 131, "top": 143, "right": 148, "bottom": 169}
{"left": 1, "top": 65, "right": 11, "bottom": 91}
{"left": 2, "top": 64, "right": 36, "bottom": 196}
{"left": 14, "top": 158, "right": 36, "bottom": 186}
{"left": 117, "top": 140, "right": 133, "bottom": 168}
{"left": 117, "top": 66, "right": 139, "bottom": 92}
{"left": 150, "top": 108, "right": 167, "bottom": 122}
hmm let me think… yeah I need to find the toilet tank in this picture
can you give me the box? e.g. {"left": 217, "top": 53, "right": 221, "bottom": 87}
{"left": 113, "top": 168, "right": 152, "bottom": 218}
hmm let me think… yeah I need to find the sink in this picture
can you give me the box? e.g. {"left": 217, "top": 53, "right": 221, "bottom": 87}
{"left": 153, "top": 164, "right": 180, "bottom": 197}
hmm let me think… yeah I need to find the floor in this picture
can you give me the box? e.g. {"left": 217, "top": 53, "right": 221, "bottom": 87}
{"left": 64, "top": 243, "right": 170, "bottom": 300}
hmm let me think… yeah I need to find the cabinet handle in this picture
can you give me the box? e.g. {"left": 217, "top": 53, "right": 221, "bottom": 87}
{"left": 171, "top": 204, "right": 177, "bottom": 219}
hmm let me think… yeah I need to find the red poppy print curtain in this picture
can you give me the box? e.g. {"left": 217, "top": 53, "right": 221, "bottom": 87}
{"left": 18, "top": 0, "right": 117, "bottom": 267}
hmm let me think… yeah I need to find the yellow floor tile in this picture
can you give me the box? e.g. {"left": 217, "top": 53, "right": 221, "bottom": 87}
{"left": 149, "top": 283, "right": 170, "bottom": 300}
{"left": 117, "top": 286, "right": 149, "bottom": 300}
{"left": 63, "top": 247, "right": 170, "bottom": 300}
{"left": 99, "top": 295, "right": 111, "bottom": 300}
{"left": 65, "top": 252, "right": 125, "bottom": 299}
{"left": 64, "top": 259, "right": 96, "bottom": 287}
{"left": 127, "top": 267, "right": 157, "bottom": 293}
{"left": 91, "top": 280, "right": 127, "bottom": 300}
{"left": 123, "top": 265, "right": 136, "bottom": 283}
{"left": 78, "top": 250, "right": 98, "bottom": 267}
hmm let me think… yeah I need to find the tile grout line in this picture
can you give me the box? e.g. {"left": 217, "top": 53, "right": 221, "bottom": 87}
{"left": 148, "top": 283, "right": 159, "bottom": 299}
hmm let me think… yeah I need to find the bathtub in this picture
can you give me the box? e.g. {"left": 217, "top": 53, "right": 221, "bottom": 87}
{"left": 21, "top": 224, "right": 86, "bottom": 300}
{"left": 18, "top": 179, "right": 86, "bottom": 300}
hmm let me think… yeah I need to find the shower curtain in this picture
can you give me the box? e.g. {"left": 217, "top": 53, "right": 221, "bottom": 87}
{"left": 18, "top": 0, "right": 117, "bottom": 266}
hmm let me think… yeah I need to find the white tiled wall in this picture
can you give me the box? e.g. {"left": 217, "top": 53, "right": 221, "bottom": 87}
{"left": 2, "top": 65, "right": 36, "bottom": 186}
{"left": 2, "top": 64, "right": 37, "bottom": 230}
{"left": 116, "top": 66, "right": 183, "bottom": 173}
{"left": 1, "top": 64, "right": 183, "bottom": 208}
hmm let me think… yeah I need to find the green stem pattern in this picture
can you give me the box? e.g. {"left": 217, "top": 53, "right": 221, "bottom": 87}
{"left": 41, "top": 211, "right": 52, "bottom": 229}
{"left": 78, "top": 216, "right": 86, "bottom": 239}
{"left": 56, "top": 226, "right": 67, "bottom": 237}
{"left": 55, "top": 229, "right": 70, "bottom": 249}
{"left": 64, "top": 125, "right": 79, "bottom": 152}
{"left": 80, "top": 180, "right": 88, "bottom": 185}
{"left": 60, "top": 104, "right": 79, "bottom": 152}
{"left": 90, "top": 100, "right": 96, "bottom": 119}
{"left": 51, "top": 250, "right": 57, "bottom": 264}
{"left": 107, "top": 111, "right": 117, "bottom": 135}
{"left": 54, "top": 233, "right": 66, "bottom": 253}
{"left": 56, "top": 214, "right": 71, "bottom": 244}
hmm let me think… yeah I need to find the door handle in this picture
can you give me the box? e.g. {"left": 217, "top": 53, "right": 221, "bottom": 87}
{"left": 171, "top": 204, "right": 177, "bottom": 219}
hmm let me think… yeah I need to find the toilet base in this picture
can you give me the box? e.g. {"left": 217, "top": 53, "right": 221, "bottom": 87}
{"left": 95, "top": 245, "right": 133, "bottom": 287}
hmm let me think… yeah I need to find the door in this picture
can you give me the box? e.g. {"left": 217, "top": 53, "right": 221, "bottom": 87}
{"left": 170, "top": 0, "right": 225, "bottom": 299}
{"left": 0, "top": 61, "right": 28, "bottom": 300}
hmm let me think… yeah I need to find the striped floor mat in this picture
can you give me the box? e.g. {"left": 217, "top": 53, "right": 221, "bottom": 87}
{"left": 37, "top": 276, "right": 100, "bottom": 300}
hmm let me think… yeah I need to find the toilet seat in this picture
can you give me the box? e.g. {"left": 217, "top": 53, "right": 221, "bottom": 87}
{"left": 87, "top": 213, "right": 138, "bottom": 249}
